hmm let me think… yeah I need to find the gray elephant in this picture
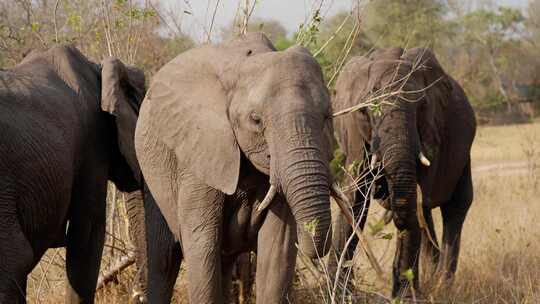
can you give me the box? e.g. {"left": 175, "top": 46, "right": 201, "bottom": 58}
{"left": 134, "top": 33, "right": 338, "bottom": 303}
{"left": 0, "top": 45, "right": 145, "bottom": 303}
{"left": 331, "top": 48, "right": 476, "bottom": 299}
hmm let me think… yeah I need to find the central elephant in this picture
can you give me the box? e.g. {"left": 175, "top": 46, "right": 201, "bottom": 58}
{"left": 134, "top": 33, "right": 335, "bottom": 303}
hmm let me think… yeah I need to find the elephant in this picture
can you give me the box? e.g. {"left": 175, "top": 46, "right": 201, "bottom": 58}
{"left": 134, "top": 33, "right": 339, "bottom": 304}
{"left": 330, "top": 47, "right": 476, "bottom": 299}
{"left": 0, "top": 45, "right": 146, "bottom": 303}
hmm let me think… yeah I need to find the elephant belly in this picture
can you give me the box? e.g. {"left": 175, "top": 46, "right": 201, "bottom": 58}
{"left": 16, "top": 179, "right": 72, "bottom": 252}
{"left": 430, "top": 143, "right": 471, "bottom": 205}
{"left": 0, "top": 125, "right": 74, "bottom": 253}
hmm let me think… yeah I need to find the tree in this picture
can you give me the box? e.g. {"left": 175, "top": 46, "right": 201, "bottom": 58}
{"left": 315, "top": 10, "right": 372, "bottom": 82}
{"left": 0, "top": 0, "right": 194, "bottom": 76}
{"left": 362, "top": 0, "right": 450, "bottom": 52}
{"left": 461, "top": 6, "right": 524, "bottom": 111}
{"left": 220, "top": 17, "right": 287, "bottom": 43}
{"left": 524, "top": 0, "right": 540, "bottom": 49}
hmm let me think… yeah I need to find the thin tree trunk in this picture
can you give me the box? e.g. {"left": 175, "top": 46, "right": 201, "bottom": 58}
{"left": 488, "top": 48, "right": 512, "bottom": 112}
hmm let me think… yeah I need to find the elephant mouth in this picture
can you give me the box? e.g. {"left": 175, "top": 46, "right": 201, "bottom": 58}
{"left": 245, "top": 149, "right": 271, "bottom": 175}
{"left": 250, "top": 158, "right": 270, "bottom": 175}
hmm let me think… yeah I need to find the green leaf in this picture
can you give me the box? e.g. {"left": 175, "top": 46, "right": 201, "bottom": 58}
{"left": 342, "top": 260, "right": 354, "bottom": 268}
{"left": 304, "top": 218, "right": 319, "bottom": 237}
{"left": 368, "top": 219, "right": 386, "bottom": 236}
{"left": 402, "top": 268, "right": 415, "bottom": 282}
{"left": 381, "top": 232, "right": 393, "bottom": 240}
{"left": 31, "top": 22, "right": 40, "bottom": 32}
{"left": 398, "top": 229, "right": 409, "bottom": 238}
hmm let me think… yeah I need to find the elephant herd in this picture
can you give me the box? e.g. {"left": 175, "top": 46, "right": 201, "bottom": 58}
{"left": 0, "top": 33, "right": 476, "bottom": 303}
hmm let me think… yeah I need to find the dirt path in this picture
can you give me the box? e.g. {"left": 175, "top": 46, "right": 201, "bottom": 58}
{"left": 472, "top": 161, "right": 530, "bottom": 177}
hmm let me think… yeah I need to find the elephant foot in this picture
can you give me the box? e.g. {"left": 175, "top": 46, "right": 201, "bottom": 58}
{"left": 428, "top": 270, "right": 455, "bottom": 294}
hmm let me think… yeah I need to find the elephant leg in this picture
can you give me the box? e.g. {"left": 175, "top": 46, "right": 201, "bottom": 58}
{"left": 391, "top": 208, "right": 421, "bottom": 299}
{"left": 125, "top": 190, "right": 148, "bottom": 303}
{"left": 420, "top": 207, "right": 439, "bottom": 280}
{"left": 255, "top": 197, "right": 297, "bottom": 304}
{"left": 221, "top": 255, "right": 236, "bottom": 303}
{"left": 328, "top": 188, "right": 369, "bottom": 296}
{"left": 0, "top": 201, "right": 33, "bottom": 304}
{"left": 144, "top": 183, "right": 182, "bottom": 303}
{"left": 65, "top": 181, "right": 107, "bottom": 304}
{"left": 437, "top": 160, "right": 473, "bottom": 282}
{"left": 178, "top": 179, "right": 224, "bottom": 304}
{"left": 236, "top": 253, "right": 254, "bottom": 304}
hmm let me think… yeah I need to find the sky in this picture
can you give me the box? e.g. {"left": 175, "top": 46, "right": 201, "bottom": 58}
{"left": 161, "top": 0, "right": 529, "bottom": 42}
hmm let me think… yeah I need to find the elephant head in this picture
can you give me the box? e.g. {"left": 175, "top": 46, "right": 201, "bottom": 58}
{"left": 19, "top": 45, "right": 146, "bottom": 189}
{"left": 138, "top": 33, "right": 333, "bottom": 258}
{"left": 100, "top": 56, "right": 146, "bottom": 190}
{"left": 333, "top": 47, "right": 450, "bottom": 218}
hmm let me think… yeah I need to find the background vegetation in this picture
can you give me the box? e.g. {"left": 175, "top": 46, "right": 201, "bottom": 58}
{"left": 3, "top": 0, "right": 540, "bottom": 121}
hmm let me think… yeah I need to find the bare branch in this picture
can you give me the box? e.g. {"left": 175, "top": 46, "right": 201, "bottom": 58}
{"left": 207, "top": 0, "right": 220, "bottom": 42}
{"left": 53, "top": 0, "right": 60, "bottom": 43}
{"left": 96, "top": 251, "right": 136, "bottom": 289}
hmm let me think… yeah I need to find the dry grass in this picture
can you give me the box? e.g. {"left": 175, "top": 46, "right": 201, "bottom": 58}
{"left": 471, "top": 120, "right": 540, "bottom": 166}
{"left": 26, "top": 122, "right": 540, "bottom": 303}
{"left": 294, "top": 121, "right": 540, "bottom": 303}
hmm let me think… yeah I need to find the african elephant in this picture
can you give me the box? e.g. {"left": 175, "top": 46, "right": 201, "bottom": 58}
{"left": 331, "top": 48, "right": 476, "bottom": 298}
{"left": 0, "top": 45, "right": 145, "bottom": 303}
{"left": 135, "top": 33, "right": 337, "bottom": 303}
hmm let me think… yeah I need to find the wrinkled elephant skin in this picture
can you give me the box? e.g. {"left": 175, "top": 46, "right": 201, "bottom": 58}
{"left": 135, "top": 33, "right": 335, "bottom": 304}
{"left": 0, "top": 45, "right": 145, "bottom": 303}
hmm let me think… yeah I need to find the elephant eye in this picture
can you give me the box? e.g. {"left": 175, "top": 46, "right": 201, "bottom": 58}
{"left": 250, "top": 112, "right": 262, "bottom": 125}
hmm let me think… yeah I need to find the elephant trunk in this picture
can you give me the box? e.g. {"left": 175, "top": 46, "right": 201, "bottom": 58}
{"left": 378, "top": 105, "right": 418, "bottom": 216}
{"left": 270, "top": 114, "right": 332, "bottom": 259}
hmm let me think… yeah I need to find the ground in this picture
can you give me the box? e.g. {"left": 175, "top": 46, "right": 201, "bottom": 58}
{"left": 26, "top": 121, "right": 540, "bottom": 303}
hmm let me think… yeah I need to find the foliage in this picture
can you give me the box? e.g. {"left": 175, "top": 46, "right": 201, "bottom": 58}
{"left": 296, "top": 8, "right": 323, "bottom": 50}
{"left": 0, "top": 0, "right": 193, "bottom": 75}
{"left": 4, "top": 0, "right": 535, "bottom": 115}
{"left": 362, "top": 0, "right": 449, "bottom": 51}
{"left": 329, "top": 148, "right": 346, "bottom": 180}
{"left": 221, "top": 17, "right": 287, "bottom": 43}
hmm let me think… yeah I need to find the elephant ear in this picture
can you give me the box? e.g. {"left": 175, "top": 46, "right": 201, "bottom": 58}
{"left": 101, "top": 57, "right": 145, "bottom": 115}
{"left": 101, "top": 57, "right": 146, "bottom": 191}
{"left": 404, "top": 48, "right": 450, "bottom": 155}
{"left": 332, "top": 56, "right": 373, "bottom": 164}
{"left": 146, "top": 56, "right": 240, "bottom": 195}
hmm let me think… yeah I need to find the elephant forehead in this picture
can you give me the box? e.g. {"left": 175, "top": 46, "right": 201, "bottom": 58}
{"left": 242, "top": 55, "right": 326, "bottom": 94}
{"left": 336, "top": 57, "right": 417, "bottom": 107}
{"left": 250, "top": 51, "right": 322, "bottom": 78}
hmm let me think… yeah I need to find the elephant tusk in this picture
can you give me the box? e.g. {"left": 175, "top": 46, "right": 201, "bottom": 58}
{"left": 257, "top": 184, "right": 277, "bottom": 212}
{"left": 370, "top": 154, "right": 379, "bottom": 171}
{"left": 419, "top": 151, "right": 431, "bottom": 166}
